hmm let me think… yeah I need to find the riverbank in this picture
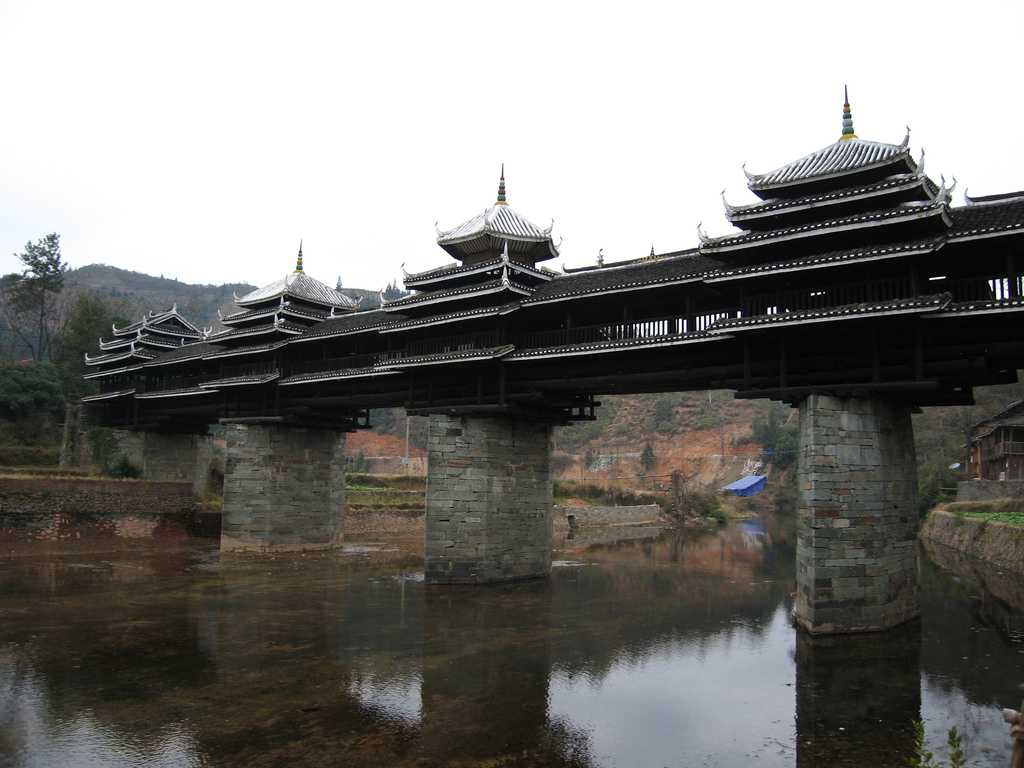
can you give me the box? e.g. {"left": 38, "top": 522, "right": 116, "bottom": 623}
{"left": 919, "top": 502, "right": 1024, "bottom": 574}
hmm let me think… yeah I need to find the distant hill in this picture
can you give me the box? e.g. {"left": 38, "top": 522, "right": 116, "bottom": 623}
{"left": 67, "top": 264, "right": 255, "bottom": 329}
{"left": 67, "top": 264, "right": 409, "bottom": 327}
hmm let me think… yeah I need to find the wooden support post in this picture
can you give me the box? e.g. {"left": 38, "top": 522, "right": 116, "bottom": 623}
{"left": 914, "top": 328, "right": 924, "bottom": 380}
{"left": 871, "top": 329, "right": 881, "bottom": 383}
{"left": 1009, "top": 253, "right": 1020, "bottom": 299}
{"left": 910, "top": 264, "right": 921, "bottom": 295}
{"left": 743, "top": 338, "right": 751, "bottom": 390}
{"left": 779, "top": 336, "right": 788, "bottom": 388}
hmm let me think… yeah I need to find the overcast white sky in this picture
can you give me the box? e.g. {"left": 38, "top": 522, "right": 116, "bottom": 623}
{"left": 2, "top": 1, "right": 1021, "bottom": 291}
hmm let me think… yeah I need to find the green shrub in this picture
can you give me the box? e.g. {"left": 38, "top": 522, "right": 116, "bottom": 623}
{"left": 0, "top": 445, "right": 59, "bottom": 466}
{"left": 0, "top": 363, "right": 63, "bottom": 421}
{"left": 107, "top": 455, "right": 141, "bottom": 478}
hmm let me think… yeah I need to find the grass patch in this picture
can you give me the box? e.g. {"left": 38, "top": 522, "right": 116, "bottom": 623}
{"left": 0, "top": 465, "right": 94, "bottom": 478}
{"left": 941, "top": 499, "right": 1024, "bottom": 527}
{"left": 554, "top": 480, "right": 667, "bottom": 510}
{"left": 346, "top": 473, "right": 425, "bottom": 491}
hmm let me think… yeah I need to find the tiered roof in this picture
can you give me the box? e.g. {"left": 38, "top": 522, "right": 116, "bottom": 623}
{"left": 86, "top": 305, "right": 200, "bottom": 369}
{"left": 434, "top": 167, "right": 559, "bottom": 263}
{"left": 208, "top": 243, "right": 358, "bottom": 348}
{"left": 698, "top": 90, "right": 950, "bottom": 265}
{"left": 385, "top": 169, "right": 558, "bottom": 315}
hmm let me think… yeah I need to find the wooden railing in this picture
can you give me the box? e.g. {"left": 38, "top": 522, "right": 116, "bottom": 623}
{"left": 290, "top": 353, "right": 379, "bottom": 375}
{"left": 378, "top": 331, "right": 501, "bottom": 362}
{"left": 936, "top": 275, "right": 1023, "bottom": 303}
{"left": 982, "top": 441, "right": 1024, "bottom": 461}
{"left": 217, "top": 361, "right": 279, "bottom": 379}
{"left": 139, "top": 373, "right": 210, "bottom": 393}
{"left": 742, "top": 276, "right": 913, "bottom": 317}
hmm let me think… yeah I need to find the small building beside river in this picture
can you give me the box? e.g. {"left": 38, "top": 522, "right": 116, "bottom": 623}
{"left": 967, "top": 400, "right": 1024, "bottom": 481}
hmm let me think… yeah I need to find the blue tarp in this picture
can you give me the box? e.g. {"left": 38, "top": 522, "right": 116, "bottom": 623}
{"left": 721, "top": 474, "right": 767, "bottom": 497}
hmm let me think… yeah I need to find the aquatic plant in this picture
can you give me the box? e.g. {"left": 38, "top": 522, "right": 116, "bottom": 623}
{"left": 907, "top": 722, "right": 967, "bottom": 768}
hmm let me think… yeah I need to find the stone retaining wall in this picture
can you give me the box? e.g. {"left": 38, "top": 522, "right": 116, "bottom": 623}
{"left": 0, "top": 477, "right": 204, "bottom": 544}
{"left": 920, "top": 509, "right": 1024, "bottom": 574}
{"left": 957, "top": 479, "right": 1024, "bottom": 502}
{"left": 553, "top": 504, "right": 663, "bottom": 528}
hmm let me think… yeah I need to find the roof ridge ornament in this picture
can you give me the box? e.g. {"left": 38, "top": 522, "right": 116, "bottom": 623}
{"left": 840, "top": 84, "right": 857, "bottom": 141}
{"left": 295, "top": 240, "right": 304, "bottom": 272}
{"left": 901, "top": 125, "right": 911, "bottom": 150}
{"left": 543, "top": 217, "right": 554, "bottom": 235}
{"left": 721, "top": 189, "right": 736, "bottom": 215}
{"left": 501, "top": 240, "right": 510, "bottom": 264}
{"left": 648, "top": 244, "right": 656, "bottom": 260}
{"left": 697, "top": 221, "right": 712, "bottom": 245}
{"left": 496, "top": 163, "right": 507, "bottom": 204}
{"left": 742, "top": 162, "right": 758, "bottom": 182}
{"left": 935, "top": 175, "right": 957, "bottom": 205}
{"left": 915, "top": 148, "right": 927, "bottom": 178}
{"left": 378, "top": 287, "right": 388, "bottom": 307}
{"left": 597, "top": 248, "right": 605, "bottom": 267}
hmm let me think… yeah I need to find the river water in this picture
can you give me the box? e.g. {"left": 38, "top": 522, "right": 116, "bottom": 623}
{"left": 1, "top": 518, "right": 1021, "bottom": 767}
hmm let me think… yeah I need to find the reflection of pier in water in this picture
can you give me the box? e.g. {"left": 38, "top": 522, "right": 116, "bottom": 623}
{"left": 2, "top": 528, "right": 1022, "bottom": 766}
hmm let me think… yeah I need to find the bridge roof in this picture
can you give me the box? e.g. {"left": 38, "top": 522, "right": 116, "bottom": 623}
{"left": 143, "top": 341, "right": 224, "bottom": 367}
{"left": 220, "top": 303, "right": 330, "bottom": 326}
{"left": 699, "top": 200, "right": 951, "bottom": 254}
{"left": 525, "top": 250, "right": 721, "bottom": 305}
{"left": 436, "top": 169, "right": 559, "bottom": 262}
{"left": 84, "top": 345, "right": 157, "bottom": 366}
{"left": 949, "top": 197, "right": 1024, "bottom": 241}
{"left": 291, "top": 309, "right": 404, "bottom": 342}
{"left": 378, "top": 302, "right": 519, "bottom": 334}
{"left": 205, "top": 318, "right": 307, "bottom": 343}
{"left": 746, "top": 135, "right": 913, "bottom": 193}
{"left": 234, "top": 270, "right": 357, "bottom": 310}
{"left": 203, "top": 339, "right": 289, "bottom": 360}
{"left": 704, "top": 238, "right": 945, "bottom": 282}
{"left": 506, "top": 329, "right": 728, "bottom": 360}
{"left": 725, "top": 173, "right": 934, "bottom": 223}
{"left": 709, "top": 292, "right": 951, "bottom": 333}
{"left": 112, "top": 308, "right": 201, "bottom": 340}
{"left": 382, "top": 276, "right": 532, "bottom": 312}
{"left": 403, "top": 256, "right": 555, "bottom": 290}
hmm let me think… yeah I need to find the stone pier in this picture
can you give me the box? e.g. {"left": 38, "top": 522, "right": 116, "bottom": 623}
{"left": 221, "top": 423, "right": 346, "bottom": 552}
{"left": 794, "top": 394, "right": 920, "bottom": 634}
{"left": 110, "top": 429, "right": 203, "bottom": 483}
{"left": 425, "top": 414, "right": 552, "bottom": 584}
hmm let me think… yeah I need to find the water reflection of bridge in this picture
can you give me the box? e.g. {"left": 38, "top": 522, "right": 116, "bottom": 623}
{"left": 1, "top": 529, "right": 1021, "bottom": 766}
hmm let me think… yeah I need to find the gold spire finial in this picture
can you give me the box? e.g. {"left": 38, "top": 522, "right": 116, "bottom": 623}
{"left": 295, "top": 240, "right": 304, "bottom": 272}
{"left": 840, "top": 85, "right": 857, "bottom": 140}
{"left": 496, "top": 164, "right": 507, "bottom": 204}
